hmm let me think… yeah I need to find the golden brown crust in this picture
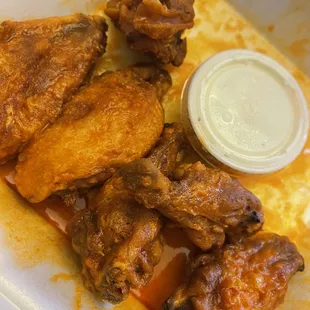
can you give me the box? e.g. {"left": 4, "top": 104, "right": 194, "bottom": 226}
{"left": 15, "top": 70, "right": 164, "bottom": 202}
{"left": 113, "top": 159, "right": 264, "bottom": 250}
{"left": 164, "top": 233, "right": 305, "bottom": 310}
{"left": 0, "top": 14, "right": 107, "bottom": 163}
{"left": 105, "top": 0, "right": 195, "bottom": 66}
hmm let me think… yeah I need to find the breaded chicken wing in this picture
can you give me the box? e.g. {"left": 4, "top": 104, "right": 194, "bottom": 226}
{"left": 15, "top": 69, "right": 166, "bottom": 203}
{"left": 0, "top": 14, "right": 107, "bottom": 163}
{"left": 164, "top": 233, "right": 304, "bottom": 310}
{"left": 112, "top": 159, "right": 264, "bottom": 250}
{"left": 105, "top": 0, "right": 195, "bottom": 66}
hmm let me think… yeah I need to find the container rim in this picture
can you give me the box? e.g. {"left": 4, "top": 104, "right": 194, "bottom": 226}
{"left": 186, "top": 49, "right": 309, "bottom": 174}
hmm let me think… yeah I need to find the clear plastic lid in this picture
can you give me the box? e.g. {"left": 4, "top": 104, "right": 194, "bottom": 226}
{"left": 186, "top": 50, "right": 309, "bottom": 174}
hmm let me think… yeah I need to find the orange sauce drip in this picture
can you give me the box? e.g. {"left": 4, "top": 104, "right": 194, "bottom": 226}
{"left": 2, "top": 161, "right": 81, "bottom": 235}
{"left": 132, "top": 226, "right": 198, "bottom": 310}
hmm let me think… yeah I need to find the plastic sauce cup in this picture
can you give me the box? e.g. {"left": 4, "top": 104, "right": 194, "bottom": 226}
{"left": 182, "top": 49, "right": 309, "bottom": 175}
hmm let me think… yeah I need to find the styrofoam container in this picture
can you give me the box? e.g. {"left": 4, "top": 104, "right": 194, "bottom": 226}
{"left": 0, "top": 1, "right": 310, "bottom": 310}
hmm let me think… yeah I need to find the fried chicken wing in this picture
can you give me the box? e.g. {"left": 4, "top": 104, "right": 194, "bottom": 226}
{"left": 69, "top": 191, "right": 163, "bottom": 304}
{"left": 105, "top": 0, "right": 195, "bottom": 66}
{"left": 15, "top": 69, "right": 166, "bottom": 203}
{"left": 0, "top": 14, "right": 107, "bottom": 163}
{"left": 164, "top": 233, "right": 305, "bottom": 310}
{"left": 113, "top": 159, "right": 264, "bottom": 250}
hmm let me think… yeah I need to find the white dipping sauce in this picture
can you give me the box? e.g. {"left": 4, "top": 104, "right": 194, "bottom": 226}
{"left": 182, "top": 50, "right": 309, "bottom": 175}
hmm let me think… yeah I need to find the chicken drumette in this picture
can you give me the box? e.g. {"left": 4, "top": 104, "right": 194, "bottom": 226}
{"left": 0, "top": 14, "right": 107, "bottom": 163}
{"left": 164, "top": 233, "right": 304, "bottom": 310}
{"left": 105, "top": 0, "right": 195, "bottom": 66}
{"left": 69, "top": 193, "right": 163, "bottom": 304}
{"left": 15, "top": 67, "right": 170, "bottom": 203}
{"left": 113, "top": 159, "right": 264, "bottom": 250}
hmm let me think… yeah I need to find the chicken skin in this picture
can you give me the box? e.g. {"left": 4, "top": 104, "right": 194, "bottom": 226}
{"left": 105, "top": 0, "right": 195, "bottom": 66}
{"left": 130, "top": 63, "right": 173, "bottom": 100}
{"left": 148, "top": 123, "right": 186, "bottom": 177}
{"left": 164, "top": 233, "right": 305, "bottom": 310}
{"left": 69, "top": 193, "right": 163, "bottom": 304}
{"left": 15, "top": 68, "right": 167, "bottom": 203}
{"left": 0, "top": 14, "right": 107, "bottom": 163}
{"left": 113, "top": 159, "right": 264, "bottom": 250}
{"left": 68, "top": 123, "right": 186, "bottom": 304}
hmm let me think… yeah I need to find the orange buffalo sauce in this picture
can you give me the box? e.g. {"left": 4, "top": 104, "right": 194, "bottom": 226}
{"left": 2, "top": 163, "right": 78, "bottom": 235}
{"left": 0, "top": 162, "right": 198, "bottom": 310}
{"left": 132, "top": 226, "right": 198, "bottom": 310}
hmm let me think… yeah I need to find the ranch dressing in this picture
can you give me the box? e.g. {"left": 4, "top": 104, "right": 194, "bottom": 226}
{"left": 182, "top": 50, "right": 309, "bottom": 174}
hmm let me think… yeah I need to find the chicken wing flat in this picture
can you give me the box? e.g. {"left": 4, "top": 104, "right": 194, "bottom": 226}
{"left": 113, "top": 159, "right": 264, "bottom": 250}
{"left": 164, "top": 233, "right": 304, "bottom": 310}
{"left": 105, "top": 0, "right": 195, "bottom": 66}
{"left": 0, "top": 14, "right": 107, "bottom": 163}
{"left": 15, "top": 69, "right": 165, "bottom": 203}
{"left": 69, "top": 190, "right": 163, "bottom": 304}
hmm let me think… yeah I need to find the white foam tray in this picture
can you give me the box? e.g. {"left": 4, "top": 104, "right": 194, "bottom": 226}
{"left": 0, "top": 1, "right": 309, "bottom": 309}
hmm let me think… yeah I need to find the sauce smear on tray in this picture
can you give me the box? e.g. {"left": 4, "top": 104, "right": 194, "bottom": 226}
{"left": 0, "top": 162, "right": 198, "bottom": 310}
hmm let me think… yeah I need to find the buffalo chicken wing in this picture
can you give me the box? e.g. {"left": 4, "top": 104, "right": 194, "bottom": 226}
{"left": 105, "top": 0, "right": 195, "bottom": 66}
{"left": 69, "top": 191, "right": 163, "bottom": 304}
{"left": 0, "top": 14, "right": 107, "bottom": 163}
{"left": 15, "top": 68, "right": 167, "bottom": 202}
{"left": 164, "top": 233, "right": 304, "bottom": 310}
{"left": 114, "top": 159, "right": 264, "bottom": 250}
